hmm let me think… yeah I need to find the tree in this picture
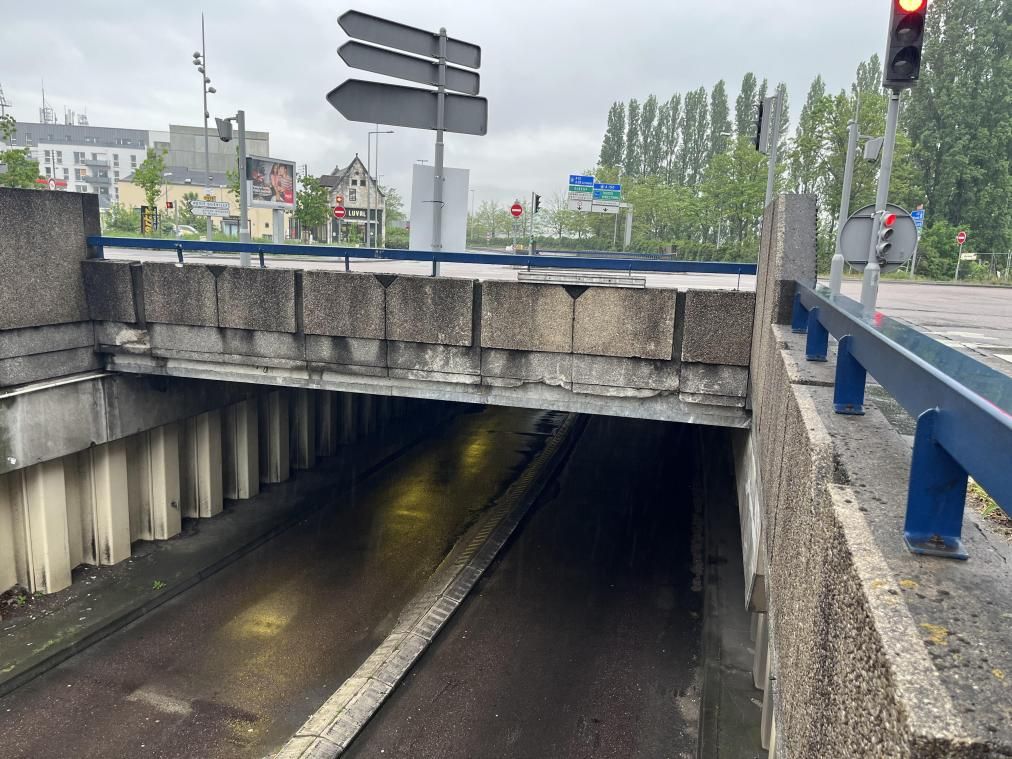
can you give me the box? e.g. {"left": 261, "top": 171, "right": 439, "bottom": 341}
{"left": 0, "top": 116, "right": 41, "bottom": 189}
{"left": 133, "top": 148, "right": 167, "bottom": 208}
{"left": 178, "top": 191, "right": 200, "bottom": 227}
{"left": 789, "top": 76, "right": 830, "bottom": 195}
{"left": 383, "top": 185, "right": 405, "bottom": 226}
{"left": 735, "top": 73, "right": 759, "bottom": 138}
{"left": 598, "top": 102, "right": 626, "bottom": 169}
{"left": 679, "top": 87, "right": 710, "bottom": 186}
{"left": 624, "top": 98, "right": 641, "bottom": 177}
{"left": 639, "top": 95, "right": 658, "bottom": 176}
{"left": 103, "top": 203, "right": 140, "bottom": 234}
{"left": 294, "top": 175, "right": 330, "bottom": 238}
{"left": 662, "top": 93, "right": 682, "bottom": 183}
{"left": 708, "top": 80, "right": 732, "bottom": 160}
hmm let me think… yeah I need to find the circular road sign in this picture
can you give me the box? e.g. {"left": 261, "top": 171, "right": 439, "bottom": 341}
{"left": 510, "top": 202, "right": 523, "bottom": 218}
{"left": 334, "top": 206, "right": 347, "bottom": 219}
{"left": 956, "top": 230, "right": 967, "bottom": 245}
{"left": 839, "top": 203, "right": 919, "bottom": 274}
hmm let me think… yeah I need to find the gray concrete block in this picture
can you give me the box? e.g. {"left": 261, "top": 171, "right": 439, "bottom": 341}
{"left": 142, "top": 262, "right": 218, "bottom": 327}
{"left": 148, "top": 323, "right": 304, "bottom": 361}
{"left": 678, "top": 392, "right": 746, "bottom": 408}
{"left": 480, "top": 281, "right": 573, "bottom": 353}
{"left": 481, "top": 348, "right": 572, "bottom": 388}
{"left": 303, "top": 271, "right": 385, "bottom": 339}
{"left": 0, "top": 322, "right": 94, "bottom": 359}
{"left": 81, "top": 260, "right": 137, "bottom": 323}
{"left": 681, "top": 289, "right": 755, "bottom": 366}
{"left": 0, "top": 188, "right": 92, "bottom": 330}
{"left": 216, "top": 267, "right": 296, "bottom": 333}
{"left": 387, "top": 341, "right": 479, "bottom": 376}
{"left": 680, "top": 363, "right": 748, "bottom": 397}
{"left": 0, "top": 346, "right": 102, "bottom": 387}
{"left": 305, "top": 334, "right": 386, "bottom": 369}
{"left": 389, "top": 368, "right": 481, "bottom": 385}
{"left": 573, "top": 287, "right": 676, "bottom": 360}
{"left": 386, "top": 276, "right": 473, "bottom": 347}
{"left": 93, "top": 322, "right": 148, "bottom": 351}
{"left": 572, "top": 354, "right": 678, "bottom": 391}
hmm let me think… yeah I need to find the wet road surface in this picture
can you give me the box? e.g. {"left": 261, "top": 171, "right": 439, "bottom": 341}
{"left": 0, "top": 405, "right": 563, "bottom": 759}
{"left": 345, "top": 416, "right": 705, "bottom": 759}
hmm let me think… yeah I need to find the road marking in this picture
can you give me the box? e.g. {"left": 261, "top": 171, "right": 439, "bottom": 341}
{"left": 995, "top": 354, "right": 1012, "bottom": 365}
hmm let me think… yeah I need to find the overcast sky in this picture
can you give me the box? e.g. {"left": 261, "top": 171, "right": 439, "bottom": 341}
{"left": 2, "top": 0, "right": 893, "bottom": 208}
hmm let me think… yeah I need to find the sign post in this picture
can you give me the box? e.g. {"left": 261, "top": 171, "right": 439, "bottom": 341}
{"left": 954, "top": 230, "right": 968, "bottom": 281}
{"left": 330, "top": 10, "right": 485, "bottom": 276}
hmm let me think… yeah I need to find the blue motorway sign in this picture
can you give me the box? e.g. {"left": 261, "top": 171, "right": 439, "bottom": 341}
{"left": 911, "top": 208, "right": 925, "bottom": 229}
{"left": 593, "top": 182, "right": 622, "bottom": 201}
{"left": 569, "top": 174, "right": 594, "bottom": 187}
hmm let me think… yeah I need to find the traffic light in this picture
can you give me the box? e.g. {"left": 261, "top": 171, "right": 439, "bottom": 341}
{"left": 533, "top": 194, "right": 542, "bottom": 213}
{"left": 753, "top": 99, "right": 764, "bottom": 151}
{"left": 883, "top": 0, "right": 928, "bottom": 89}
{"left": 876, "top": 212, "right": 897, "bottom": 260}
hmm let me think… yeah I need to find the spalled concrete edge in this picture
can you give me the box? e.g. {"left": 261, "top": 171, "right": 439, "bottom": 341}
{"left": 0, "top": 422, "right": 442, "bottom": 700}
{"left": 276, "top": 413, "right": 586, "bottom": 759}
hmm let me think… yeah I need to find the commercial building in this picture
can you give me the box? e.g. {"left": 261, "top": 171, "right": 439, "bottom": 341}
{"left": 320, "top": 155, "right": 386, "bottom": 245}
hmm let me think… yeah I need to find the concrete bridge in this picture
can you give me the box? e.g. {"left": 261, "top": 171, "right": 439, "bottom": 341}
{"left": 0, "top": 187, "right": 1008, "bottom": 757}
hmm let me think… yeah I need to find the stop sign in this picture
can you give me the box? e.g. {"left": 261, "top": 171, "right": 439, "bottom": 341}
{"left": 511, "top": 202, "right": 523, "bottom": 217}
{"left": 334, "top": 206, "right": 347, "bottom": 219}
{"left": 956, "top": 230, "right": 967, "bottom": 245}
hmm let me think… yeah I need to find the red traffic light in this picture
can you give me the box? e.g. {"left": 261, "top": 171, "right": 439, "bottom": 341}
{"left": 898, "top": 0, "right": 924, "bottom": 10}
{"left": 883, "top": 213, "right": 897, "bottom": 227}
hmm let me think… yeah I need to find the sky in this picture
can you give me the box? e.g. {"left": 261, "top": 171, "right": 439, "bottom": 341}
{"left": 1, "top": 0, "right": 894, "bottom": 209}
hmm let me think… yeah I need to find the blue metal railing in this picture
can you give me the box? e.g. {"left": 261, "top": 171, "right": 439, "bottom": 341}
{"left": 85, "top": 236, "right": 758, "bottom": 276}
{"left": 792, "top": 282, "right": 1011, "bottom": 560}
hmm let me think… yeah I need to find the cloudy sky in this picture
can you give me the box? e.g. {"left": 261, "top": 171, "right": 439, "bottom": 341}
{"left": 2, "top": 0, "right": 893, "bottom": 208}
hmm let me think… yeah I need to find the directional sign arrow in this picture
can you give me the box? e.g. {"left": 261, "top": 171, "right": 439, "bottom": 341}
{"left": 338, "top": 10, "right": 480, "bottom": 69}
{"left": 338, "top": 41, "right": 479, "bottom": 96}
{"left": 326, "top": 79, "right": 488, "bottom": 136}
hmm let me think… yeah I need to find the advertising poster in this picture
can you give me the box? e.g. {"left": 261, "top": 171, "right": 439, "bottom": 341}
{"left": 248, "top": 156, "right": 296, "bottom": 209}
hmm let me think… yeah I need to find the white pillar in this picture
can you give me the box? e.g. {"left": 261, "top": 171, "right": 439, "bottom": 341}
{"left": 760, "top": 619, "right": 775, "bottom": 750}
{"left": 0, "top": 474, "right": 19, "bottom": 592}
{"left": 12, "top": 460, "right": 72, "bottom": 593}
{"left": 146, "top": 425, "right": 181, "bottom": 539}
{"left": 291, "top": 389, "right": 317, "bottom": 470}
{"left": 339, "top": 392, "right": 357, "bottom": 444}
{"left": 223, "top": 399, "right": 260, "bottom": 500}
{"left": 180, "top": 411, "right": 223, "bottom": 518}
{"left": 753, "top": 612, "right": 769, "bottom": 690}
{"left": 316, "top": 391, "right": 338, "bottom": 456}
{"left": 259, "top": 390, "right": 290, "bottom": 484}
{"left": 88, "top": 439, "right": 133, "bottom": 563}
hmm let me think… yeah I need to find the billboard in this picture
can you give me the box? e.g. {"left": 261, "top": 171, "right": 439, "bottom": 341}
{"left": 247, "top": 156, "right": 296, "bottom": 209}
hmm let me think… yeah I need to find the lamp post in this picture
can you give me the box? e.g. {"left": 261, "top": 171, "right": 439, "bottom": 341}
{"left": 192, "top": 14, "right": 217, "bottom": 242}
{"left": 366, "top": 126, "right": 394, "bottom": 247}
{"left": 163, "top": 171, "right": 177, "bottom": 236}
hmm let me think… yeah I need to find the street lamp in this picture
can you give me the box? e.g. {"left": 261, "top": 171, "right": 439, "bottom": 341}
{"left": 366, "top": 126, "right": 394, "bottom": 247}
{"left": 191, "top": 13, "right": 216, "bottom": 242}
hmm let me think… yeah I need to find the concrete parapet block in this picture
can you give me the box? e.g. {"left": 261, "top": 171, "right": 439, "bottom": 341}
{"left": 223, "top": 399, "right": 260, "bottom": 500}
{"left": 302, "top": 271, "right": 386, "bottom": 339}
{"left": 82, "top": 259, "right": 137, "bottom": 323}
{"left": 142, "top": 262, "right": 218, "bottom": 327}
{"left": 216, "top": 267, "right": 297, "bottom": 333}
{"left": 386, "top": 276, "right": 473, "bottom": 346}
{"left": 290, "top": 389, "right": 317, "bottom": 470}
{"left": 0, "top": 346, "right": 102, "bottom": 388}
{"left": 481, "top": 348, "right": 573, "bottom": 389}
{"left": 681, "top": 290, "right": 755, "bottom": 366}
{"left": 306, "top": 335, "right": 386, "bottom": 374}
{"left": 259, "top": 390, "right": 291, "bottom": 484}
{"left": 179, "top": 410, "right": 223, "bottom": 518}
{"left": 0, "top": 188, "right": 92, "bottom": 331}
{"left": 480, "top": 281, "right": 574, "bottom": 354}
{"left": 680, "top": 363, "right": 749, "bottom": 398}
{"left": 572, "top": 354, "right": 678, "bottom": 392}
{"left": 573, "top": 287, "right": 676, "bottom": 360}
{"left": 387, "top": 341, "right": 480, "bottom": 377}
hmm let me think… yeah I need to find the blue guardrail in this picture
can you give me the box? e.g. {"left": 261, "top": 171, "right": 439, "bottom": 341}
{"left": 792, "top": 281, "right": 1011, "bottom": 560}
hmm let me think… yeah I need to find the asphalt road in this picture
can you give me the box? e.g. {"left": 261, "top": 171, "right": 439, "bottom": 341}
{"left": 344, "top": 415, "right": 708, "bottom": 759}
{"left": 0, "top": 405, "right": 564, "bottom": 759}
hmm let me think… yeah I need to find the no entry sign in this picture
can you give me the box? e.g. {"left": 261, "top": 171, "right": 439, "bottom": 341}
{"left": 510, "top": 202, "right": 523, "bottom": 217}
{"left": 956, "top": 230, "right": 967, "bottom": 245}
{"left": 334, "top": 206, "right": 347, "bottom": 219}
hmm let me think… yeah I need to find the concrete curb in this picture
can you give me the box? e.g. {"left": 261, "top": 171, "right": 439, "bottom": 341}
{"left": 275, "top": 413, "right": 586, "bottom": 759}
{"left": 0, "top": 426, "right": 437, "bottom": 699}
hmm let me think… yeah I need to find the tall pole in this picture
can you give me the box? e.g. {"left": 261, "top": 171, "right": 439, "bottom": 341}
{"left": 237, "top": 109, "right": 250, "bottom": 266}
{"left": 860, "top": 89, "right": 901, "bottom": 312}
{"left": 830, "top": 118, "right": 859, "bottom": 294}
{"left": 366, "top": 128, "right": 372, "bottom": 248}
{"left": 954, "top": 242, "right": 964, "bottom": 281}
{"left": 764, "top": 90, "right": 783, "bottom": 210}
{"left": 431, "top": 27, "right": 447, "bottom": 276}
{"left": 375, "top": 128, "right": 382, "bottom": 248}
{"left": 201, "top": 14, "right": 213, "bottom": 242}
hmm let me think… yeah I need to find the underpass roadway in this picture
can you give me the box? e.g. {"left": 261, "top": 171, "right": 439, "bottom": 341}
{"left": 0, "top": 405, "right": 567, "bottom": 759}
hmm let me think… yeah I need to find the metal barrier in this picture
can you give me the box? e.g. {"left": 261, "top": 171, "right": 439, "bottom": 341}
{"left": 792, "top": 281, "right": 1011, "bottom": 560}
{"left": 85, "top": 236, "right": 758, "bottom": 276}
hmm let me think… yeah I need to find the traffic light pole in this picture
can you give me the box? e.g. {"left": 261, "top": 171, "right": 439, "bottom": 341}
{"left": 830, "top": 118, "right": 859, "bottom": 294}
{"left": 237, "top": 109, "right": 250, "bottom": 267}
{"left": 860, "top": 89, "right": 901, "bottom": 312}
{"left": 430, "top": 27, "right": 447, "bottom": 277}
{"left": 763, "top": 91, "right": 783, "bottom": 209}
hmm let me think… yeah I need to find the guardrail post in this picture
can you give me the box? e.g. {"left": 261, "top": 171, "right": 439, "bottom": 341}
{"left": 805, "top": 307, "right": 829, "bottom": 362}
{"left": 903, "top": 408, "right": 969, "bottom": 560}
{"left": 832, "top": 335, "right": 866, "bottom": 415}
{"left": 175, "top": 243, "right": 184, "bottom": 265}
{"left": 258, "top": 248, "right": 266, "bottom": 268}
{"left": 791, "top": 292, "right": 808, "bottom": 333}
